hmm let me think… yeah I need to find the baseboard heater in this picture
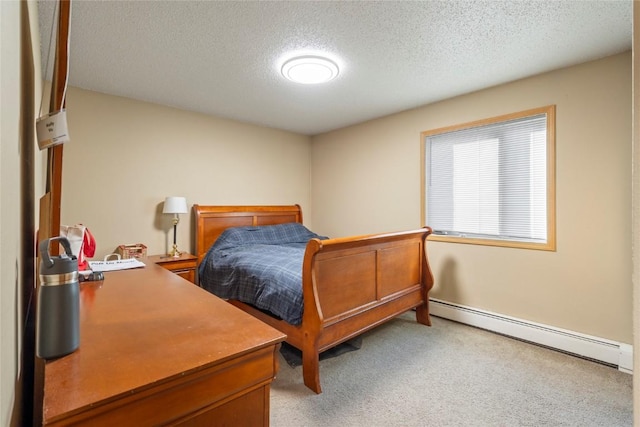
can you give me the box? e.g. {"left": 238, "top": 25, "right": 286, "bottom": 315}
{"left": 429, "top": 298, "right": 633, "bottom": 374}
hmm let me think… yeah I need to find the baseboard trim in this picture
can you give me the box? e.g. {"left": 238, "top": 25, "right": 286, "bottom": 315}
{"left": 429, "top": 298, "right": 633, "bottom": 374}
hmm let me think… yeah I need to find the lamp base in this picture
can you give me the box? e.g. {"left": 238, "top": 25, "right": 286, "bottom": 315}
{"left": 169, "top": 244, "right": 181, "bottom": 258}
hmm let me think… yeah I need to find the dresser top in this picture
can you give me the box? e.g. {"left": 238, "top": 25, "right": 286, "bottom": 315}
{"left": 43, "top": 263, "right": 285, "bottom": 422}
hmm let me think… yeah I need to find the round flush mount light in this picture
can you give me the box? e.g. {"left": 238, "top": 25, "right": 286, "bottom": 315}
{"left": 281, "top": 55, "right": 339, "bottom": 84}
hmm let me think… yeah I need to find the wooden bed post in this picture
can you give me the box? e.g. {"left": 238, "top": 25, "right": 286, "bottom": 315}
{"left": 416, "top": 226, "right": 434, "bottom": 326}
{"left": 302, "top": 337, "right": 322, "bottom": 394}
{"left": 301, "top": 238, "right": 324, "bottom": 393}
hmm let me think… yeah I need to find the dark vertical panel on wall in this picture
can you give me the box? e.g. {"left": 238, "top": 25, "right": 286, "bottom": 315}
{"left": 31, "top": 1, "right": 71, "bottom": 423}
{"left": 41, "top": 0, "right": 70, "bottom": 255}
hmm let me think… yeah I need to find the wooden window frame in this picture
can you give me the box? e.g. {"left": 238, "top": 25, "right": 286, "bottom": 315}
{"left": 420, "top": 105, "right": 556, "bottom": 251}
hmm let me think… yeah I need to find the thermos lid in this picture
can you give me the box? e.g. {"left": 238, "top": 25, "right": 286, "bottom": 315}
{"left": 39, "top": 236, "right": 78, "bottom": 275}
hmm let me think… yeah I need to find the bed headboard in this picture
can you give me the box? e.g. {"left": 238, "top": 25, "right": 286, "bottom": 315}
{"left": 192, "top": 204, "right": 303, "bottom": 265}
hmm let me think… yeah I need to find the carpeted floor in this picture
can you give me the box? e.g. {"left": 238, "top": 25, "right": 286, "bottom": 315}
{"left": 270, "top": 313, "right": 633, "bottom": 426}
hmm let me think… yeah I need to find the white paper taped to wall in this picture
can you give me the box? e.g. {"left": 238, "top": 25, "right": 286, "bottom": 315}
{"left": 36, "top": 110, "right": 70, "bottom": 150}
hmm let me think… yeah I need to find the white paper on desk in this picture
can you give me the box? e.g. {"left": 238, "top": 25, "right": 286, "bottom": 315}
{"left": 88, "top": 258, "right": 146, "bottom": 272}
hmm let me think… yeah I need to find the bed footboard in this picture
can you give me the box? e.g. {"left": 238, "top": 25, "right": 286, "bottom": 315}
{"left": 299, "top": 227, "right": 433, "bottom": 393}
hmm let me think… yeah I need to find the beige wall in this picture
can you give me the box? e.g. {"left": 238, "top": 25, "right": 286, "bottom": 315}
{"left": 311, "top": 52, "right": 632, "bottom": 344}
{"left": 1, "top": 2, "right": 21, "bottom": 424}
{"left": 61, "top": 87, "right": 312, "bottom": 260}
{"left": 2, "top": 1, "right": 45, "bottom": 424}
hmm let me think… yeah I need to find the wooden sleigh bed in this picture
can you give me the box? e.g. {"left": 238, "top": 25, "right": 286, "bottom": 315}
{"left": 193, "top": 204, "right": 434, "bottom": 394}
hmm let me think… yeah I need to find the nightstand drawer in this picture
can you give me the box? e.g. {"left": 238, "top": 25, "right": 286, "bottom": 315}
{"left": 173, "top": 268, "right": 195, "bottom": 284}
{"left": 147, "top": 253, "right": 198, "bottom": 284}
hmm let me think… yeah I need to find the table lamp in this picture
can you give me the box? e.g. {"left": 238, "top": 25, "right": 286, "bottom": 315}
{"left": 163, "top": 196, "right": 188, "bottom": 257}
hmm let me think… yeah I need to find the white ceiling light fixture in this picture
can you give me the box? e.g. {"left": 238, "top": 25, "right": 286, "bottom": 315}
{"left": 281, "top": 55, "right": 339, "bottom": 85}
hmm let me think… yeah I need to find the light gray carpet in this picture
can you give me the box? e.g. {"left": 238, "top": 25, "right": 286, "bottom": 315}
{"left": 270, "top": 312, "right": 632, "bottom": 426}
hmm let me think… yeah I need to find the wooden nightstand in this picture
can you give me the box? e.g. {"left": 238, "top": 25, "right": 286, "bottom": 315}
{"left": 147, "top": 253, "right": 198, "bottom": 284}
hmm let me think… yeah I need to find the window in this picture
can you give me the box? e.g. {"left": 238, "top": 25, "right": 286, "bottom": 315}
{"left": 421, "top": 105, "right": 556, "bottom": 250}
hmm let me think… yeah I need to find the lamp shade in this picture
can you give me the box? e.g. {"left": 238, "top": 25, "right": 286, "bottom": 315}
{"left": 163, "top": 197, "right": 188, "bottom": 214}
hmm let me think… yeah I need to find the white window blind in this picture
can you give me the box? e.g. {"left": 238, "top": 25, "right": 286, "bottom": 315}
{"left": 425, "top": 112, "right": 549, "bottom": 245}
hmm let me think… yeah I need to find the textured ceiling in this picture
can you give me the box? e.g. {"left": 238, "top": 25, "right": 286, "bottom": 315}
{"left": 37, "top": 1, "right": 632, "bottom": 136}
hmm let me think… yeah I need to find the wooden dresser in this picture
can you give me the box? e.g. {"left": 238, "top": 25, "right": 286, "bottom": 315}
{"left": 42, "top": 263, "right": 285, "bottom": 426}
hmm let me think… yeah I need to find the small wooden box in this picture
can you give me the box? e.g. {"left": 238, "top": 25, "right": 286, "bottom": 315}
{"left": 117, "top": 243, "right": 147, "bottom": 259}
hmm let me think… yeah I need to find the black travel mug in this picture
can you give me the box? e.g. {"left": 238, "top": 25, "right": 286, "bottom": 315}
{"left": 36, "top": 236, "right": 80, "bottom": 359}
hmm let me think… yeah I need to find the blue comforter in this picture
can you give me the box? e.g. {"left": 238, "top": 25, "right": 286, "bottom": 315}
{"left": 198, "top": 223, "right": 327, "bottom": 325}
